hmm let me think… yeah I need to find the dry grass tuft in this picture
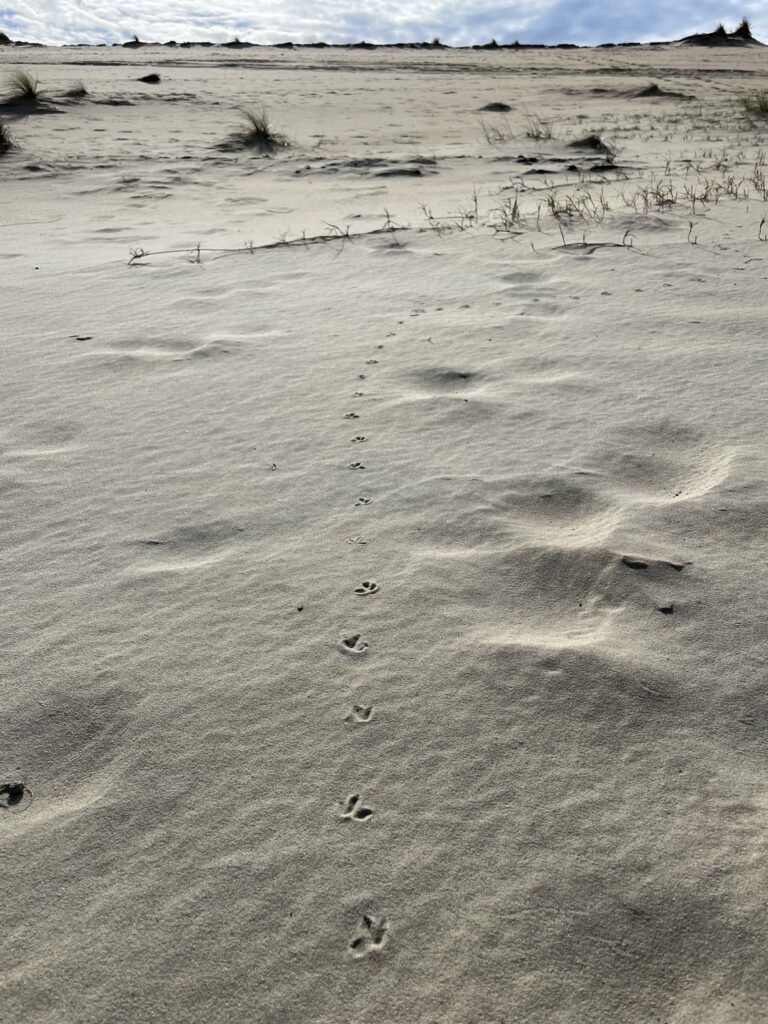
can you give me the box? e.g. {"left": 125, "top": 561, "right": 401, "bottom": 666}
{"left": 231, "top": 106, "right": 287, "bottom": 151}
{"left": 3, "top": 68, "right": 41, "bottom": 105}
{"left": 0, "top": 116, "right": 13, "bottom": 153}
{"left": 741, "top": 90, "right": 768, "bottom": 117}
{"left": 524, "top": 115, "right": 554, "bottom": 140}
{"left": 63, "top": 80, "right": 88, "bottom": 98}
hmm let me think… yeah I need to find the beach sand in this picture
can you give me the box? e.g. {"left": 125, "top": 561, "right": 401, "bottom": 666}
{"left": 2, "top": 40, "right": 768, "bottom": 1023}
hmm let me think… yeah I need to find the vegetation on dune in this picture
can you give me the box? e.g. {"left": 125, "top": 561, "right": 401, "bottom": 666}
{"left": 63, "top": 79, "right": 88, "bottom": 98}
{"left": 231, "top": 106, "right": 287, "bottom": 151}
{"left": 741, "top": 90, "right": 768, "bottom": 116}
{"left": 0, "top": 116, "right": 13, "bottom": 153}
{"left": 2, "top": 68, "right": 42, "bottom": 105}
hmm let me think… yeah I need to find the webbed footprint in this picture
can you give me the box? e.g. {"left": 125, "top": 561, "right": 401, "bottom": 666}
{"left": 341, "top": 634, "right": 369, "bottom": 655}
{"left": 355, "top": 581, "right": 379, "bottom": 595}
{"left": 341, "top": 793, "right": 373, "bottom": 821}
{"left": 350, "top": 913, "right": 389, "bottom": 957}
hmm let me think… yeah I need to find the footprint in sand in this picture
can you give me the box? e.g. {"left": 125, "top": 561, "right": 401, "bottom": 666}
{"left": 344, "top": 412, "right": 360, "bottom": 419}
{"left": 341, "top": 793, "right": 373, "bottom": 821}
{"left": 0, "top": 781, "right": 31, "bottom": 812}
{"left": 341, "top": 634, "right": 369, "bottom": 655}
{"left": 621, "top": 556, "right": 685, "bottom": 572}
{"left": 349, "top": 462, "right": 366, "bottom": 470}
{"left": 350, "top": 436, "right": 367, "bottom": 444}
{"left": 355, "top": 581, "right": 379, "bottom": 596}
{"left": 365, "top": 359, "right": 379, "bottom": 365}
{"left": 355, "top": 497, "right": 372, "bottom": 506}
{"left": 347, "top": 535, "right": 368, "bottom": 544}
{"left": 345, "top": 704, "right": 373, "bottom": 723}
{"left": 350, "top": 913, "right": 388, "bottom": 957}
{"left": 353, "top": 392, "right": 365, "bottom": 398}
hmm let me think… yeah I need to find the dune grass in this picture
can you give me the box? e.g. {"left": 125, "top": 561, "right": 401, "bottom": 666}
{"left": 0, "top": 117, "right": 13, "bottom": 153}
{"left": 741, "top": 90, "right": 768, "bottom": 117}
{"left": 64, "top": 80, "right": 88, "bottom": 98}
{"left": 525, "top": 115, "right": 554, "bottom": 140}
{"left": 231, "top": 106, "right": 287, "bottom": 151}
{"left": 3, "top": 68, "right": 42, "bottom": 105}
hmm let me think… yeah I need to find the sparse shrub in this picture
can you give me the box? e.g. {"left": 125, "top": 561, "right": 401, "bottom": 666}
{"left": 733, "top": 17, "right": 753, "bottom": 40}
{"left": 64, "top": 79, "right": 88, "bottom": 98}
{"left": 0, "top": 116, "right": 13, "bottom": 153}
{"left": 2, "top": 68, "right": 41, "bottom": 105}
{"left": 231, "top": 106, "right": 287, "bottom": 151}
{"left": 524, "top": 115, "right": 554, "bottom": 140}
{"left": 741, "top": 90, "right": 768, "bottom": 116}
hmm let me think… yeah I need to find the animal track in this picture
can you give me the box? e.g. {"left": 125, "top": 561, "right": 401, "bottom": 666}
{"left": 350, "top": 436, "right": 367, "bottom": 444}
{"left": 355, "top": 581, "right": 379, "bottom": 595}
{"left": 344, "top": 412, "right": 360, "bottom": 419}
{"left": 350, "top": 913, "right": 388, "bottom": 957}
{"left": 0, "top": 781, "right": 30, "bottom": 812}
{"left": 365, "top": 359, "right": 379, "bottom": 365}
{"left": 341, "top": 793, "right": 373, "bottom": 821}
{"left": 355, "top": 497, "right": 372, "bottom": 506}
{"left": 347, "top": 535, "right": 368, "bottom": 544}
{"left": 622, "top": 555, "right": 685, "bottom": 572}
{"left": 349, "top": 462, "right": 366, "bottom": 470}
{"left": 353, "top": 392, "right": 365, "bottom": 398}
{"left": 345, "top": 704, "right": 373, "bottom": 723}
{"left": 341, "top": 634, "right": 369, "bottom": 655}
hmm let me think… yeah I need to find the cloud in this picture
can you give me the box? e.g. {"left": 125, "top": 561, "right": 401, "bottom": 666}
{"left": 1, "top": 0, "right": 765, "bottom": 47}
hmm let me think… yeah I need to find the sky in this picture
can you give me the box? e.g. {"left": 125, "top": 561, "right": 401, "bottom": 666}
{"left": 1, "top": 0, "right": 765, "bottom": 48}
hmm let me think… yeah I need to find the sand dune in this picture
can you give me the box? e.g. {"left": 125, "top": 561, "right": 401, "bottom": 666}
{"left": 3, "top": 38, "right": 768, "bottom": 1024}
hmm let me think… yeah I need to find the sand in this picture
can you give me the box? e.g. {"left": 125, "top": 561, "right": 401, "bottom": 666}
{"left": 2, "top": 40, "right": 768, "bottom": 1024}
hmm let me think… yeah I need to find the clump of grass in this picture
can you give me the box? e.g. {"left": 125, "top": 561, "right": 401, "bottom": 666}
{"left": 0, "top": 117, "right": 14, "bottom": 154}
{"left": 733, "top": 17, "right": 753, "bottom": 40}
{"left": 232, "top": 106, "right": 287, "bottom": 151}
{"left": 63, "top": 79, "right": 88, "bottom": 98}
{"left": 741, "top": 90, "right": 768, "bottom": 117}
{"left": 3, "top": 68, "right": 42, "bottom": 105}
{"left": 524, "top": 115, "right": 554, "bottom": 140}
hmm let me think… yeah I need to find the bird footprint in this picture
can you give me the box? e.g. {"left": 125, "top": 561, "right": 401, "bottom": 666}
{"left": 351, "top": 436, "right": 367, "bottom": 444}
{"left": 355, "top": 581, "right": 379, "bottom": 595}
{"left": 344, "top": 412, "right": 360, "bottom": 419}
{"left": 345, "top": 704, "right": 373, "bottom": 723}
{"left": 341, "top": 634, "right": 369, "bottom": 655}
{"left": 347, "top": 535, "right": 368, "bottom": 544}
{"left": 341, "top": 793, "right": 373, "bottom": 821}
{"left": 350, "top": 913, "right": 388, "bottom": 957}
{"left": 349, "top": 462, "right": 366, "bottom": 470}
{"left": 355, "top": 497, "right": 372, "bottom": 506}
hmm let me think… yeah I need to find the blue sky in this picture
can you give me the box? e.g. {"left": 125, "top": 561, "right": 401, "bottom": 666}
{"left": 1, "top": 0, "right": 765, "bottom": 47}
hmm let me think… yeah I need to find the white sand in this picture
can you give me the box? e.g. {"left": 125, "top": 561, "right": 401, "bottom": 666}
{"left": 2, "top": 41, "right": 768, "bottom": 1023}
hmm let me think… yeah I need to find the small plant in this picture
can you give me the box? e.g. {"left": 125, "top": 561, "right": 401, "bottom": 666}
{"left": 733, "top": 17, "right": 753, "bottom": 40}
{"left": 481, "top": 118, "right": 512, "bottom": 144}
{"left": 231, "top": 106, "right": 287, "bottom": 151}
{"left": 524, "top": 115, "right": 554, "bottom": 140}
{"left": 2, "top": 68, "right": 41, "bottom": 105}
{"left": 64, "top": 79, "right": 88, "bottom": 98}
{"left": 740, "top": 90, "right": 768, "bottom": 117}
{"left": 0, "top": 117, "right": 13, "bottom": 154}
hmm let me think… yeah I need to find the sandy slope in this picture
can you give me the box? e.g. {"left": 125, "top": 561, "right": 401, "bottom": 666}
{"left": 2, "top": 42, "right": 768, "bottom": 1024}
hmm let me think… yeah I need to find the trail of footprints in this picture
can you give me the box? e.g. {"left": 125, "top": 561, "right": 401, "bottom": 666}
{"left": 339, "top": 342, "right": 389, "bottom": 959}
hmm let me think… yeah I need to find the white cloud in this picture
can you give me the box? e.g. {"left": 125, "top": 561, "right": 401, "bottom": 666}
{"left": 1, "top": 0, "right": 764, "bottom": 47}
